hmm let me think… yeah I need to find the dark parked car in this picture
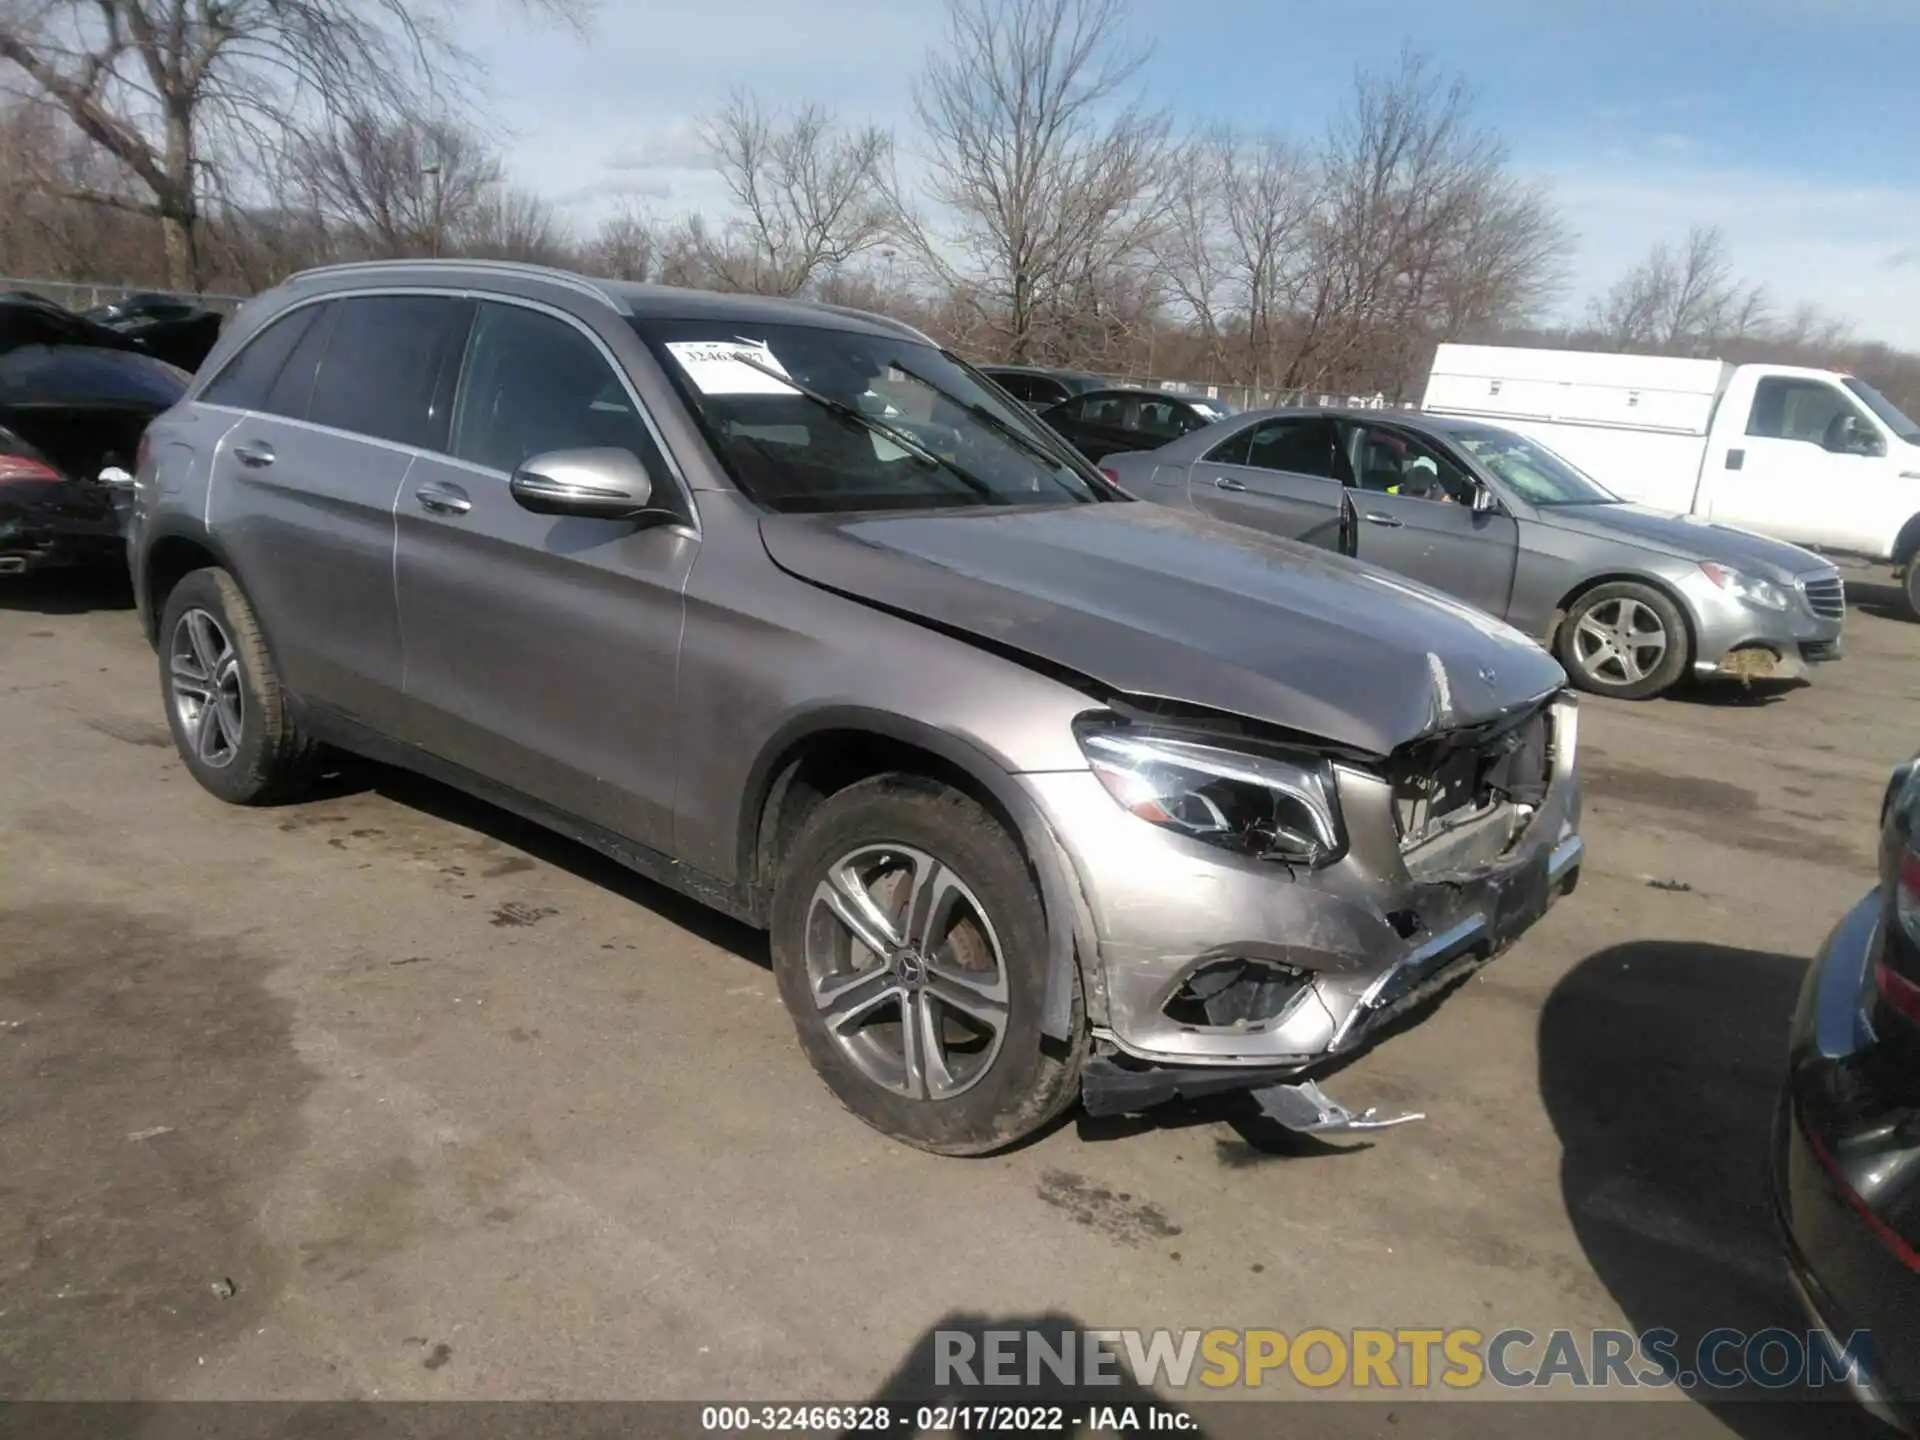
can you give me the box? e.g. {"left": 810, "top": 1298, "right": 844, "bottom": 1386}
{"left": 1, "top": 294, "right": 190, "bottom": 575}
{"left": 1106, "top": 407, "right": 1844, "bottom": 701}
{"left": 131, "top": 259, "right": 1582, "bottom": 1155}
{"left": 976, "top": 364, "right": 1103, "bottom": 412}
{"left": 1775, "top": 757, "right": 1920, "bottom": 1431}
{"left": 84, "top": 291, "right": 225, "bottom": 373}
{"left": 1038, "top": 386, "right": 1236, "bottom": 463}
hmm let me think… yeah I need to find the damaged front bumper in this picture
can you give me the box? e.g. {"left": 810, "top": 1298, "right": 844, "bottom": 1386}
{"left": 1024, "top": 694, "right": 1583, "bottom": 1125}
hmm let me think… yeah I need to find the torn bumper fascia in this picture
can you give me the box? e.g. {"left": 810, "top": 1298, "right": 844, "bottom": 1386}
{"left": 1682, "top": 568, "right": 1844, "bottom": 681}
{"left": 1022, "top": 694, "right": 1583, "bottom": 1090}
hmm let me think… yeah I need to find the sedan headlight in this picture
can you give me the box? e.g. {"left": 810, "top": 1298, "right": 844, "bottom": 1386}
{"left": 1075, "top": 722, "right": 1344, "bottom": 867}
{"left": 1700, "top": 562, "right": 1789, "bottom": 612}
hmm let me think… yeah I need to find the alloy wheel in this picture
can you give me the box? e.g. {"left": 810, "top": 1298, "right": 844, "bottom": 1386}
{"left": 169, "top": 608, "right": 245, "bottom": 769}
{"left": 803, "top": 844, "right": 1011, "bottom": 1101}
{"left": 1572, "top": 596, "right": 1668, "bottom": 687}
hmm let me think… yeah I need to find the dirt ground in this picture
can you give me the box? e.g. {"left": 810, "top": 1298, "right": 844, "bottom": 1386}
{"left": 2, "top": 565, "right": 1913, "bottom": 1436}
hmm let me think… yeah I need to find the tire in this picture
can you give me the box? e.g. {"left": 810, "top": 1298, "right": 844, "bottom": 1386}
{"left": 769, "top": 775, "right": 1086, "bottom": 1155}
{"left": 1556, "top": 581, "right": 1690, "bottom": 700}
{"left": 157, "top": 566, "right": 320, "bottom": 805}
{"left": 1904, "top": 561, "right": 1920, "bottom": 622}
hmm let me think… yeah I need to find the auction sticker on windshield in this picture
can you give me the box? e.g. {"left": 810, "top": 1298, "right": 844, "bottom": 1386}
{"left": 665, "top": 339, "right": 798, "bottom": 396}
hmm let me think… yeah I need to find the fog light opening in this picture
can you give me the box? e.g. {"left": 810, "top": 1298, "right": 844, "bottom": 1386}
{"left": 1163, "top": 957, "right": 1312, "bottom": 1030}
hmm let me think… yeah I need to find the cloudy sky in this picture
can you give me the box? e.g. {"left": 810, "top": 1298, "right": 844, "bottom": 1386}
{"left": 463, "top": 0, "right": 1920, "bottom": 347}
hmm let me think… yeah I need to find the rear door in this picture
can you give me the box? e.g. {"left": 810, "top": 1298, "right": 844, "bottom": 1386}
{"left": 202, "top": 292, "right": 471, "bottom": 736}
{"left": 393, "top": 298, "right": 695, "bottom": 850}
{"left": 1188, "top": 415, "right": 1350, "bottom": 541}
{"left": 1343, "top": 422, "right": 1520, "bottom": 618}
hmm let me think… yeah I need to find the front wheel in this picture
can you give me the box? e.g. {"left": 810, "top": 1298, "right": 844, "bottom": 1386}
{"left": 769, "top": 776, "right": 1085, "bottom": 1155}
{"left": 1556, "top": 581, "right": 1690, "bottom": 700}
{"left": 1903, "top": 561, "right": 1920, "bottom": 621}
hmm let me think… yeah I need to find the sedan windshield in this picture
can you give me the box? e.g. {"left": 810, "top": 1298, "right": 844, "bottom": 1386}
{"left": 633, "top": 319, "right": 1112, "bottom": 514}
{"left": 1844, "top": 379, "right": 1920, "bottom": 443}
{"left": 1449, "top": 425, "right": 1619, "bottom": 506}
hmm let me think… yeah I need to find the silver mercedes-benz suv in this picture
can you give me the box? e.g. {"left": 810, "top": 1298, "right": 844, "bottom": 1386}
{"left": 129, "top": 260, "right": 1583, "bottom": 1154}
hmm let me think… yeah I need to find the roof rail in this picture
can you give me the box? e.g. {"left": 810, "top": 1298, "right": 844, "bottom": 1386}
{"left": 281, "top": 258, "right": 625, "bottom": 313}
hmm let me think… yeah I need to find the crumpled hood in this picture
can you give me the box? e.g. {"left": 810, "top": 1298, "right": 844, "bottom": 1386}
{"left": 1536, "top": 502, "right": 1830, "bottom": 579}
{"left": 759, "top": 503, "right": 1566, "bottom": 756}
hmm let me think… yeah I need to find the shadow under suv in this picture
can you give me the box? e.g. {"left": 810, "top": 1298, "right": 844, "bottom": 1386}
{"left": 130, "top": 260, "right": 1584, "bottom": 1154}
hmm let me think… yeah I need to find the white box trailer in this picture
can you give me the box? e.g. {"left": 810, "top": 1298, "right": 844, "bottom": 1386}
{"left": 1423, "top": 344, "right": 1920, "bottom": 603}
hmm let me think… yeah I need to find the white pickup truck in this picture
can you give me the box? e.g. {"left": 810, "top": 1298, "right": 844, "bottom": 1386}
{"left": 1423, "top": 344, "right": 1920, "bottom": 613}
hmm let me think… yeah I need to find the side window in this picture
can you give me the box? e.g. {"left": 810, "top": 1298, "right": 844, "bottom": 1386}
{"left": 1205, "top": 427, "right": 1254, "bottom": 466}
{"left": 1134, "top": 401, "right": 1184, "bottom": 440}
{"left": 1080, "top": 394, "right": 1128, "bottom": 426}
{"left": 1747, "top": 377, "right": 1863, "bottom": 446}
{"left": 1241, "top": 419, "right": 1346, "bottom": 480}
{"left": 1031, "top": 377, "right": 1069, "bottom": 407}
{"left": 199, "top": 304, "right": 323, "bottom": 412}
{"left": 307, "top": 295, "right": 469, "bottom": 448}
{"left": 263, "top": 302, "right": 337, "bottom": 420}
{"left": 1355, "top": 427, "right": 1477, "bottom": 504}
{"left": 991, "top": 373, "right": 1033, "bottom": 404}
{"left": 451, "top": 302, "right": 666, "bottom": 479}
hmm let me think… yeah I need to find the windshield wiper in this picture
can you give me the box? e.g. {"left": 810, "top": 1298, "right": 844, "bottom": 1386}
{"left": 724, "top": 347, "right": 1000, "bottom": 503}
{"left": 898, "top": 360, "right": 1104, "bottom": 493}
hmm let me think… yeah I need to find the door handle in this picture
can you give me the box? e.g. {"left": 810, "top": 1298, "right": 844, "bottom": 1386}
{"left": 1363, "top": 511, "right": 1403, "bottom": 527}
{"left": 414, "top": 480, "right": 472, "bottom": 516}
{"left": 1213, "top": 476, "right": 1248, "bottom": 492}
{"left": 232, "top": 441, "right": 274, "bottom": 469}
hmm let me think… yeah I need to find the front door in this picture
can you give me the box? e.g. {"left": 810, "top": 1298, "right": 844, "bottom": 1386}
{"left": 1188, "top": 414, "right": 1350, "bottom": 544}
{"left": 394, "top": 299, "right": 695, "bottom": 851}
{"left": 1344, "top": 423, "right": 1520, "bottom": 619}
{"left": 1712, "top": 375, "right": 1885, "bottom": 551}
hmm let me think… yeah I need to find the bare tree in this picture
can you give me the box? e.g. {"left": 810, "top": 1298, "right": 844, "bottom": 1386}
{"left": 294, "top": 110, "right": 501, "bottom": 259}
{"left": 906, "top": 0, "right": 1173, "bottom": 362}
{"left": 1589, "top": 226, "right": 1767, "bottom": 353}
{"left": 694, "top": 91, "right": 892, "bottom": 295}
{"left": 1281, "top": 49, "right": 1565, "bottom": 393}
{"left": 0, "top": 0, "right": 584, "bottom": 290}
{"left": 455, "top": 185, "right": 572, "bottom": 265}
{"left": 583, "top": 199, "right": 663, "bottom": 281}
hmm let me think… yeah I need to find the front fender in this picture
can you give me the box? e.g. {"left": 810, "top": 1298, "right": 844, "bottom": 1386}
{"left": 738, "top": 705, "right": 1094, "bottom": 1040}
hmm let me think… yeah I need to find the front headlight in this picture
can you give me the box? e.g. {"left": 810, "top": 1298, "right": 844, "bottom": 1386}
{"left": 1075, "top": 722, "right": 1344, "bottom": 867}
{"left": 1700, "top": 562, "right": 1789, "bottom": 612}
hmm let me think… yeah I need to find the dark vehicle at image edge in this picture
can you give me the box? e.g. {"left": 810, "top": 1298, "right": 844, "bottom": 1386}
{"left": 129, "top": 259, "right": 1583, "bottom": 1154}
{"left": 1, "top": 293, "right": 191, "bottom": 574}
{"left": 1775, "top": 760, "right": 1920, "bottom": 1429}
{"left": 1037, "top": 385, "right": 1236, "bottom": 464}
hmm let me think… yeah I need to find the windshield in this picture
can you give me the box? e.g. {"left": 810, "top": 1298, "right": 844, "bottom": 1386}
{"left": 1844, "top": 378, "right": 1920, "bottom": 443}
{"left": 1449, "top": 424, "right": 1619, "bottom": 506}
{"left": 633, "top": 319, "right": 1112, "bottom": 514}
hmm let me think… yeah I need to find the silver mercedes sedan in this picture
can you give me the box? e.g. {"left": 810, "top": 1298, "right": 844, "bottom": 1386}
{"left": 1104, "top": 407, "right": 1846, "bottom": 700}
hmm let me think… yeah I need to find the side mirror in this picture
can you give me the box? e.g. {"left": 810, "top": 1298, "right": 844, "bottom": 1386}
{"left": 1828, "top": 416, "right": 1886, "bottom": 458}
{"left": 509, "top": 448, "right": 656, "bottom": 521}
{"left": 1471, "top": 484, "right": 1499, "bottom": 515}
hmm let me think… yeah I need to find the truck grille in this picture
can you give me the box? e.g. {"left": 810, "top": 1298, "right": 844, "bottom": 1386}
{"left": 1800, "top": 574, "right": 1846, "bottom": 620}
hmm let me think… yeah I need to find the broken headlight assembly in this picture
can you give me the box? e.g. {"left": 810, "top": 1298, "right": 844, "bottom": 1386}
{"left": 1075, "top": 721, "right": 1344, "bottom": 867}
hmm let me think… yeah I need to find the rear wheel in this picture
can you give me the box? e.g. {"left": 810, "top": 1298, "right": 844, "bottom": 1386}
{"left": 769, "top": 775, "right": 1085, "bottom": 1155}
{"left": 1904, "top": 560, "right": 1920, "bottom": 621}
{"left": 158, "top": 567, "right": 319, "bottom": 804}
{"left": 1557, "top": 581, "right": 1689, "bottom": 700}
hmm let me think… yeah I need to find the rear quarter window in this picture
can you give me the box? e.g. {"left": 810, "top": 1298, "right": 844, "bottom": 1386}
{"left": 199, "top": 304, "right": 324, "bottom": 412}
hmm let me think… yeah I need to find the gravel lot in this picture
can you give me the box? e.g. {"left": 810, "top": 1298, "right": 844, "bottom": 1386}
{"left": 2, "top": 565, "right": 1913, "bottom": 1436}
